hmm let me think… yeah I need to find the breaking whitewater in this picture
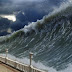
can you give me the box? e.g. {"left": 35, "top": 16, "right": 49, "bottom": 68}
{"left": 0, "top": 1, "right": 72, "bottom": 72}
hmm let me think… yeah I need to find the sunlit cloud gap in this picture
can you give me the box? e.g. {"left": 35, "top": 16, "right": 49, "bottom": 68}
{"left": 0, "top": 15, "right": 16, "bottom": 22}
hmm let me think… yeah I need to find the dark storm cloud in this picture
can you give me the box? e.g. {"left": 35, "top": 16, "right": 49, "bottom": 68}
{"left": 0, "top": 0, "right": 67, "bottom": 36}
{"left": 0, "top": 0, "right": 52, "bottom": 14}
{"left": 0, "top": 0, "right": 64, "bottom": 15}
{"left": 0, "top": 17, "right": 12, "bottom": 36}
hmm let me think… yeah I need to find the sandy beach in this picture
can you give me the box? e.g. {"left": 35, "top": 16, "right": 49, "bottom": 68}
{"left": 0, "top": 62, "right": 20, "bottom": 72}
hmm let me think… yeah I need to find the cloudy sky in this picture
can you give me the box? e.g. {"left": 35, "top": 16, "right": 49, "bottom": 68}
{"left": 0, "top": 0, "right": 66, "bottom": 36}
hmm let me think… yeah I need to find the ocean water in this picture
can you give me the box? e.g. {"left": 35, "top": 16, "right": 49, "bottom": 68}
{"left": 0, "top": 0, "right": 72, "bottom": 72}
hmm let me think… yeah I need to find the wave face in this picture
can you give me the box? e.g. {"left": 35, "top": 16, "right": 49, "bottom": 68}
{"left": 0, "top": 3, "right": 72, "bottom": 71}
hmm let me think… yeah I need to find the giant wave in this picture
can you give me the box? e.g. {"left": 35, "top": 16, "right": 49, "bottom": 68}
{"left": 0, "top": 1, "right": 72, "bottom": 72}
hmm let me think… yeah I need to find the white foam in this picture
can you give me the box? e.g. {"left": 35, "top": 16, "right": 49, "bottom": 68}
{"left": 51, "top": 1, "right": 72, "bottom": 14}
{"left": 24, "top": 20, "right": 41, "bottom": 33}
{"left": 59, "top": 64, "right": 72, "bottom": 72}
